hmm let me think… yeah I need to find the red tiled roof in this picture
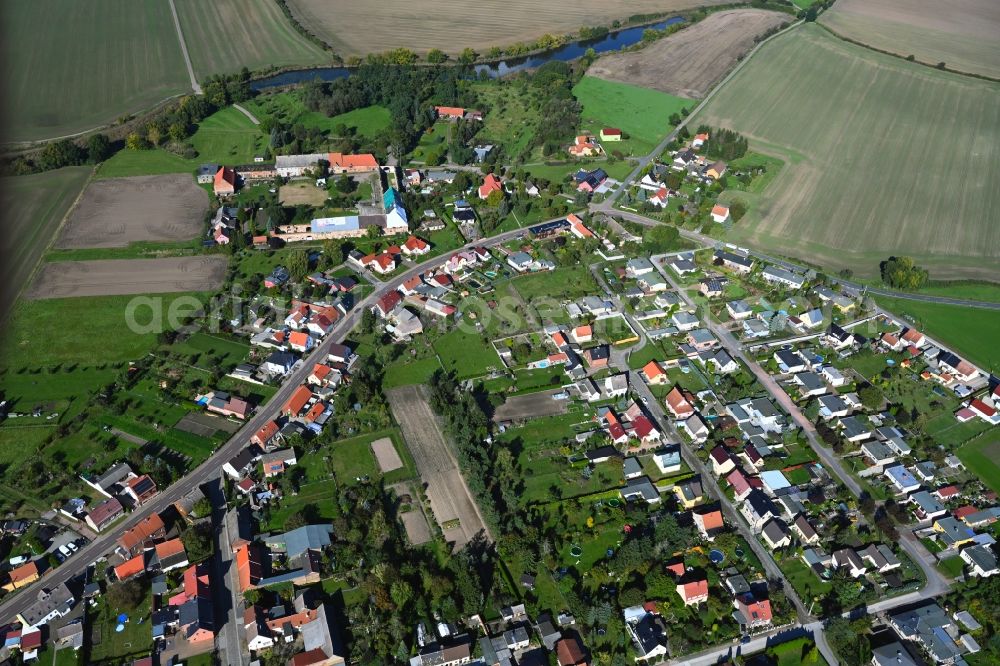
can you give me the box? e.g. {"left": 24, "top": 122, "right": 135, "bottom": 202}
{"left": 283, "top": 385, "right": 313, "bottom": 416}
{"left": 696, "top": 510, "right": 724, "bottom": 531}
{"left": 328, "top": 152, "right": 378, "bottom": 169}
{"left": 155, "top": 538, "right": 186, "bottom": 560}
{"left": 114, "top": 554, "right": 145, "bottom": 581}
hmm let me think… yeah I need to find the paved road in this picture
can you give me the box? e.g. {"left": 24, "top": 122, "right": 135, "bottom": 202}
{"left": 208, "top": 479, "right": 245, "bottom": 666}
{"left": 0, "top": 220, "right": 545, "bottom": 625}
{"left": 653, "top": 258, "right": 949, "bottom": 597}
{"left": 627, "top": 374, "right": 812, "bottom": 627}
{"left": 167, "top": 0, "right": 202, "bottom": 95}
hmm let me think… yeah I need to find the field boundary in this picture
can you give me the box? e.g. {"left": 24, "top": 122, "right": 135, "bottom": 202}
{"left": 815, "top": 21, "right": 1000, "bottom": 84}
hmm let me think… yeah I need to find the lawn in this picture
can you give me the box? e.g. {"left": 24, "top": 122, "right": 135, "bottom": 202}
{"left": 875, "top": 296, "right": 1000, "bottom": 372}
{"left": 0, "top": 167, "right": 92, "bottom": 312}
{"left": 766, "top": 637, "right": 828, "bottom": 665}
{"left": 433, "top": 328, "right": 502, "bottom": 379}
{"left": 171, "top": 332, "right": 251, "bottom": 370}
{"left": 780, "top": 556, "right": 829, "bottom": 606}
{"left": 937, "top": 555, "right": 966, "bottom": 579}
{"left": 87, "top": 587, "right": 151, "bottom": 664}
{"left": 384, "top": 356, "right": 442, "bottom": 389}
{"left": 957, "top": 437, "right": 1000, "bottom": 494}
{"left": 3, "top": 0, "right": 189, "bottom": 142}
{"left": 573, "top": 76, "right": 692, "bottom": 154}
{"left": 175, "top": 0, "right": 330, "bottom": 78}
{"left": 695, "top": 24, "right": 1000, "bottom": 281}
{"left": 324, "top": 428, "right": 416, "bottom": 485}
{"left": 95, "top": 149, "right": 197, "bottom": 179}
{"left": 0, "top": 428, "right": 51, "bottom": 469}
{"left": 0, "top": 292, "right": 214, "bottom": 369}
{"left": 511, "top": 266, "right": 599, "bottom": 303}
{"left": 190, "top": 106, "right": 268, "bottom": 164}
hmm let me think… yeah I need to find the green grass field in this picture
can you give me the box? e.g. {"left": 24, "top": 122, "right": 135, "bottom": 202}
{"left": 96, "top": 105, "right": 272, "bottom": 178}
{"left": 875, "top": 296, "right": 1000, "bottom": 372}
{"left": 433, "top": 328, "right": 501, "bottom": 379}
{"left": 190, "top": 106, "right": 267, "bottom": 164}
{"left": 573, "top": 76, "right": 692, "bottom": 154}
{"left": 0, "top": 292, "right": 213, "bottom": 369}
{"left": 957, "top": 437, "right": 1000, "bottom": 494}
{"left": 96, "top": 149, "right": 196, "bottom": 179}
{"left": 694, "top": 24, "right": 1000, "bottom": 281}
{"left": 0, "top": 167, "right": 92, "bottom": 312}
{"left": 175, "top": 0, "right": 329, "bottom": 78}
{"left": 3, "top": 1, "right": 189, "bottom": 142}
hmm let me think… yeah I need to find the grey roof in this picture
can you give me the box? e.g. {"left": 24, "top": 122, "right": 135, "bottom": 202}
{"left": 264, "top": 524, "right": 332, "bottom": 561}
{"left": 302, "top": 603, "right": 341, "bottom": 659}
{"left": 839, "top": 415, "right": 871, "bottom": 439}
{"left": 623, "top": 457, "right": 643, "bottom": 477}
{"left": 795, "top": 372, "right": 825, "bottom": 392}
{"left": 631, "top": 613, "right": 668, "bottom": 656}
{"left": 962, "top": 544, "right": 998, "bottom": 573}
{"left": 762, "top": 518, "right": 789, "bottom": 545}
{"left": 95, "top": 462, "right": 134, "bottom": 490}
{"left": 20, "top": 583, "right": 74, "bottom": 626}
{"left": 724, "top": 573, "right": 751, "bottom": 596}
{"left": 910, "top": 490, "right": 944, "bottom": 514}
{"left": 622, "top": 476, "right": 659, "bottom": 503}
{"left": 890, "top": 603, "right": 963, "bottom": 663}
{"left": 872, "top": 642, "right": 919, "bottom": 666}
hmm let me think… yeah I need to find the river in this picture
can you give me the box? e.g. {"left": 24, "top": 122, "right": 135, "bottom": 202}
{"left": 251, "top": 16, "right": 685, "bottom": 90}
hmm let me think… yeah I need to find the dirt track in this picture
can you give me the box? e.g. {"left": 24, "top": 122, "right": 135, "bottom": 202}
{"left": 587, "top": 9, "right": 790, "bottom": 99}
{"left": 27, "top": 256, "right": 227, "bottom": 299}
{"left": 57, "top": 174, "right": 208, "bottom": 249}
{"left": 387, "top": 385, "right": 490, "bottom": 550}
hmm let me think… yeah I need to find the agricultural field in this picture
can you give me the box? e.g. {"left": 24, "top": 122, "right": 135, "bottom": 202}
{"left": 694, "top": 24, "right": 1000, "bottom": 281}
{"left": 875, "top": 296, "right": 1000, "bottom": 372}
{"left": 573, "top": 76, "right": 691, "bottom": 154}
{"left": 27, "top": 257, "right": 227, "bottom": 299}
{"left": 286, "top": 0, "right": 732, "bottom": 57}
{"left": 957, "top": 438, "right": 1000, "bottom": 494}
{"left": 174, "top": 0, "right": 330, "bottom": 78}
{"left": 56, "top": 175, "right": 208, "bottom": 250}
{"left": 2, "top": 0, "right": 189, "bottom": 143}
{"left": 0, "top": 167, "right": 92, "bottom": 318}
{"left": 587, "top": 9, "right": 791, "bottom": 99}
{"left": 820, "top": 0, "right": 1000, "bottom": 79}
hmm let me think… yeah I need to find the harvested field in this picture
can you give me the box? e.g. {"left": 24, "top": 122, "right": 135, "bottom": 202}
{"left": 56, "top": 175, "right": 208, "bottom": 250}
{"left": 175, "top": 0, "right": 329, "bottom": 78}
{"left": 27, "top": 256, "right": 227, "bottom": 299}
{"left": 694, "top": 24, "right": 1000, "bottom": 281}
{"left": 371, "top": 437, "right": 403, "bottom": 473}
{"left": 588, "top": 9, "right": 791, "bottom": 99}
{"left": 820, "top": 0, "right": 1000, "bottom": 79}
{"left": 493, "top": 388, "right": 569, "bottom": 423}
{"left": 279, "top": 182, "right": 328, "bottom": 207}
{"left": 3, "top": 0, "right": 189, "bottom": 143}
{"left": 287, "top": 0, "right": 732, "bottom": 57}
{"left": 387, "top": 386, "right": 490, "bottom": 550}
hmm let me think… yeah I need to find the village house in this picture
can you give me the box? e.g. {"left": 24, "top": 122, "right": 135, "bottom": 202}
{"left": 568, "top": 134, "right": 602, "bottom": 157}
{"left": 214, "top": 166, "right": 237, "bottom": 196}
{"left": 710, "top": 204, "right": 730, "bottom": 223}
